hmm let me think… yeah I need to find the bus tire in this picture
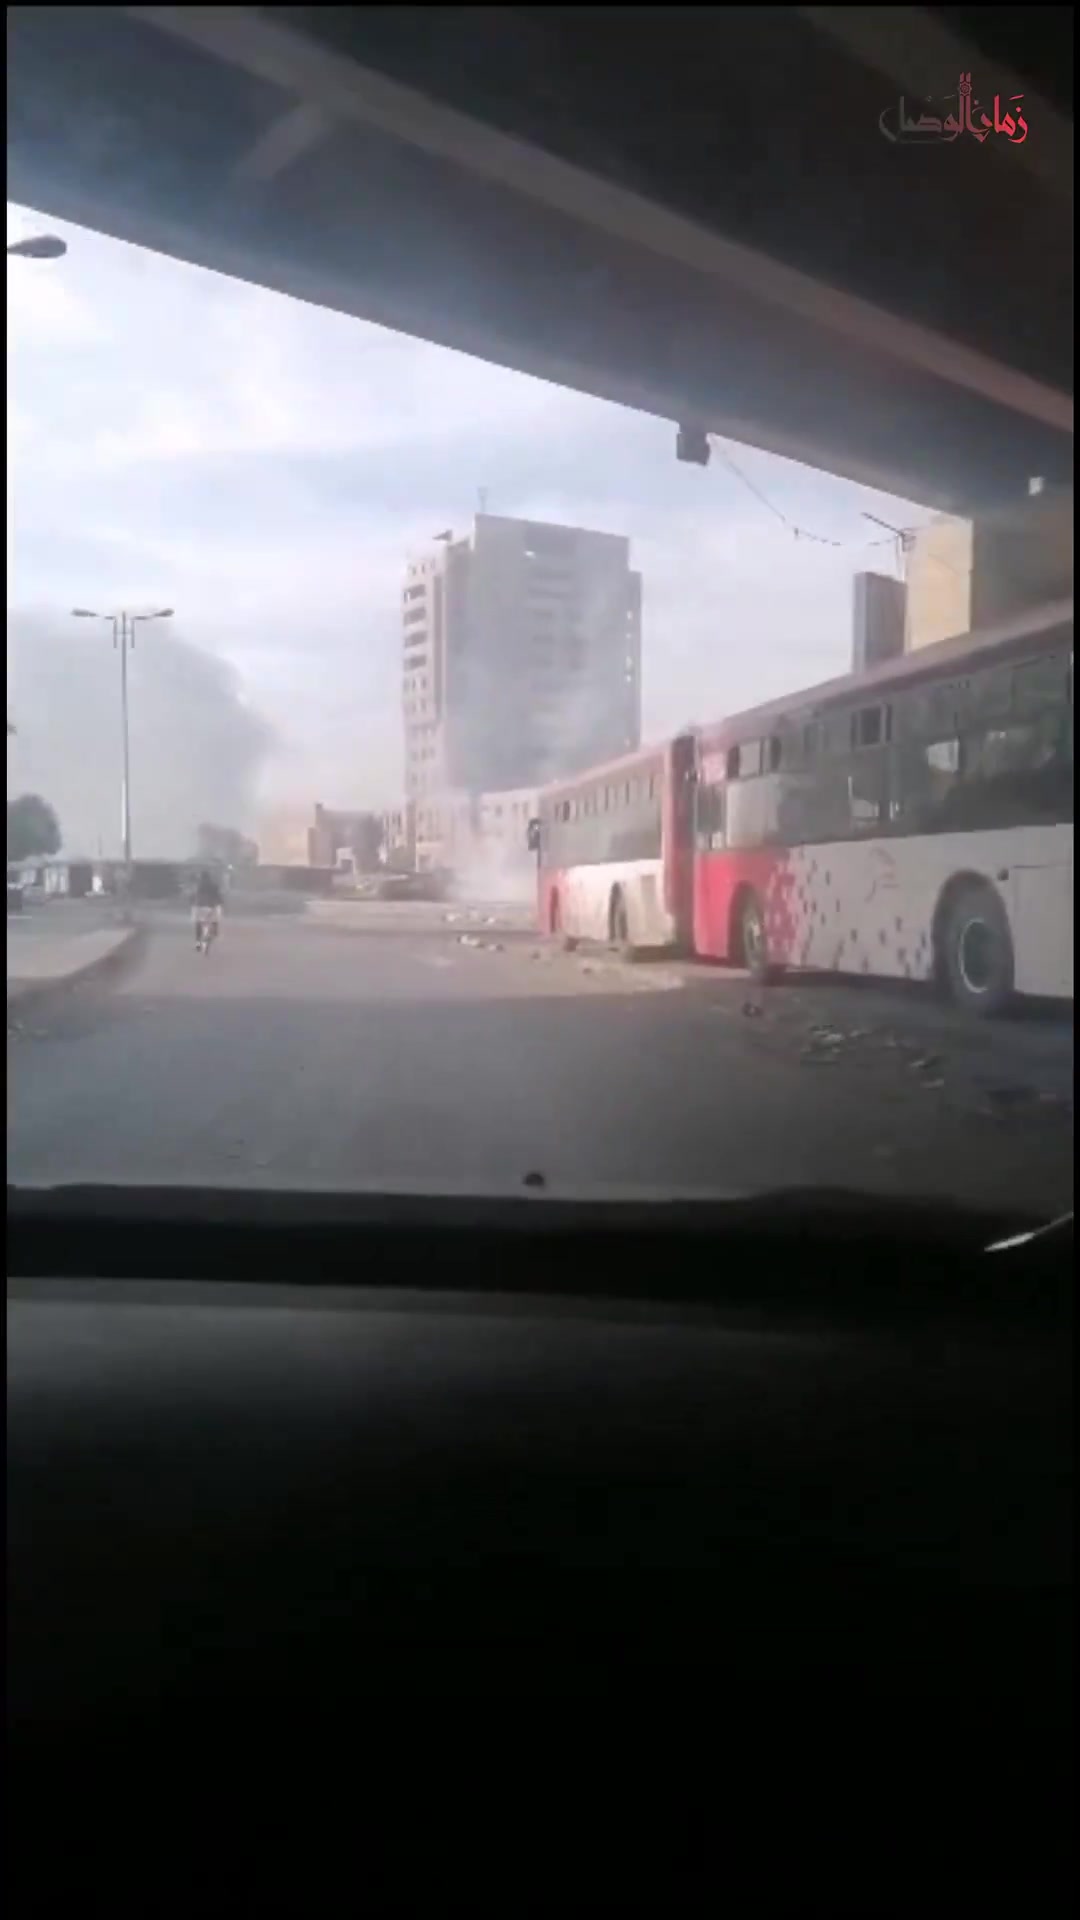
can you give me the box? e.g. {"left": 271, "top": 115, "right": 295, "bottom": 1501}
{"left": 550, "top": 892, "right": 577, "bottom": 952}
{"left": 938, "top": 880, "right": 1015, "bottom": 1017}
{"left": 609, "top": 888, "right": 638, "bottom": 961}
{"left": 735, "top": 888, "right": 775, "bottom": 983}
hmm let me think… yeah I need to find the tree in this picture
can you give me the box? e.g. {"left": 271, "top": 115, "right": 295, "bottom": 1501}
{"left": 195, "top": 823, "right": 258, "bottom": 868}
{"left": 7, "top": 793, "right": 62, "bottom": 861}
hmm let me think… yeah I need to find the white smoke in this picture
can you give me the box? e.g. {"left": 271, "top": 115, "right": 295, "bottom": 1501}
{"left": 448, "top": 853, "right": 537, "bottom": 908}
{"left": 7, "top": 609, "right": 274, "bottom": 859}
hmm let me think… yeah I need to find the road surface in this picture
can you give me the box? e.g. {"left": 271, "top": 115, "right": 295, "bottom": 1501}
{"left": 8, "top": 903, "right": 1073, "bottom": 1220}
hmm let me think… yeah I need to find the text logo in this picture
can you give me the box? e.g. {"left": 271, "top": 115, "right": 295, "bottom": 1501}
{"left": 880, "top": 73, "right": 1028, "bottom": 146}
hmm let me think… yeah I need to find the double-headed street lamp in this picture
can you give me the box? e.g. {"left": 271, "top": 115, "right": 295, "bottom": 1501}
{"left": 71, "top": 608, "right": 174, "bottom": 886}
{"left": 7, "top": 234, "right": 67, "bottom": 260}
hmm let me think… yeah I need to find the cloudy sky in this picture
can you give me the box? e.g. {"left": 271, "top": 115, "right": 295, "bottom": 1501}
{"left": 8, "top": 200, "right": 932, "bottom": 857}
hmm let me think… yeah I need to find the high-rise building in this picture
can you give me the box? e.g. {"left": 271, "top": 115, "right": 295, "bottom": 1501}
{"left": 401, "top": 514, "right": 641, "bottom": 802}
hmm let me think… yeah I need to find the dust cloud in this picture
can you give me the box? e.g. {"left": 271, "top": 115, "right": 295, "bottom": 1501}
{"left": 449, "top": 855, "right": 536, "bottom": 907}
{"left": 7, "top": 610, "right": 273, "bottom": 860}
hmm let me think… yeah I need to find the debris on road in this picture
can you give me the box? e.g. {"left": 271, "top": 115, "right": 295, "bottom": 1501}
{"left": 742, "top": 1000, "right": 763, "bottom": 1018}
{"left": 977, "top": 1082, "right": 1071, "bottom": 1119}
{"left": 985, "top": 1083, "right": 1034, "bottom": 1109}
{"left": 799, "top": 1023, "right": 847, "bottom": 1062}
{"left": 445, "top": 908, "right": 510, "bottom": 929}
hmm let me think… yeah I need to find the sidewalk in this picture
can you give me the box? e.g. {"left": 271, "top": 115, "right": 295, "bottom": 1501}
{"left": 7, "top": 911, "right": 141, "bottom": 1008}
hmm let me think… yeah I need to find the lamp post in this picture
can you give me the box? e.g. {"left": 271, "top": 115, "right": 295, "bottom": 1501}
{"left": 7, "top": 234, "right": 67, "bottom": 259}
{"left": 71, "top": 608, "right": 174, "bottom": 899}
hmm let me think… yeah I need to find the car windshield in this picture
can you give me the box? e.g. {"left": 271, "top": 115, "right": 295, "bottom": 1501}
{"left": 6, "top": 13, "right": 1072, "bottom": 1226}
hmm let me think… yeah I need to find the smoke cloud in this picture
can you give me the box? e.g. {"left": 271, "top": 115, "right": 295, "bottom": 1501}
{"left": 7, "top": 610, "right": 273, "bottom": 860}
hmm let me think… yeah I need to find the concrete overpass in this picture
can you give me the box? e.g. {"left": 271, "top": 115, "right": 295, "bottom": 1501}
{"left": 8, "top": 6, "right": 1073, "bottom": 509}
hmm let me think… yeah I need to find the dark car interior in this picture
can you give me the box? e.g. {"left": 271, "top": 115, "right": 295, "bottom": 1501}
{"left": 7, "top": 1187, "right": 1071, "bottom": 1912}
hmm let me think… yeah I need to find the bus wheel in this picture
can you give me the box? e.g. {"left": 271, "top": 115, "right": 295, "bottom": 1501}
{"left": 610, "top": 888, "right": 637, "bottom": 960}
{"left": 550, "top": 892, "right": 577, "bottom": 952}
{"left": 939, "top": 881, "right": 1015, "bottom": 1016}
{"left": 737, "top": 890, "right": 773, "bottom": 982}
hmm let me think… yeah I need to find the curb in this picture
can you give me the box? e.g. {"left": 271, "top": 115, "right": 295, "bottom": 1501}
{"left": 7, "top": 923, "right": 145, "bottom": 1017}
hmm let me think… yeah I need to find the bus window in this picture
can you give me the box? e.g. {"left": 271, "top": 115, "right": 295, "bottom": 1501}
{"left": 1013, "top": 651, "right": 1071, "bottom": 718}
{"left": 847, "top": 757, "right": 887, "bottom": 830}
{"left": 851, "top": 704, "right": 890, "bottom": 749}
{"left": 696, "top": 784, "right": 725, "bottom": 851}
{"left": 927, "top": 739, "right": 960, "bottom": 774}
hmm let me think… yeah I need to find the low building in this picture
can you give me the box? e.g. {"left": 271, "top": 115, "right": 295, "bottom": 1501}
{"left": 7, "top": 856, "right": 93, "bottom": 898}
{"left": 259, "top": 805, "right": 382, "bottom": 871}
{"left": 309, "top": 803, "right": 384, "bottom": 873}
{"left": 258, "top": 811, "right": 316, "bottom": 868}
{"left": 406, "top": 785, "right": 538, "bottom": 895}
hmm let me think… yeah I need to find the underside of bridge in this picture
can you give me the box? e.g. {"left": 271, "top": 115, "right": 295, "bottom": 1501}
{"left": 8, "top": 6, "right": 1073, "bottom": 510}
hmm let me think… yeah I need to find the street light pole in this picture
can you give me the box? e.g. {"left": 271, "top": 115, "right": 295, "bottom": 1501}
{"left": 72, "top": 607, "right": 174, "bottom": 901}
{"left": 118, "top": 614, "right": 133, "bottom": 872}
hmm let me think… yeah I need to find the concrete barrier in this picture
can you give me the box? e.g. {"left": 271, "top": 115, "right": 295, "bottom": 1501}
{"left": 7, "top": 924, "right": 145, "bottom": 1014}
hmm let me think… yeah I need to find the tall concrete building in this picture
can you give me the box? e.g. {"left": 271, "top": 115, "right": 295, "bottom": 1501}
{"left": 904, "top": 490, "right": 1073, "bottom": 652}
{"left": 401, "top": 514, "right": 641, "bottom": 804}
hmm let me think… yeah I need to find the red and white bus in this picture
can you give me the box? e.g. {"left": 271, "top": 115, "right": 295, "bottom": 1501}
{"left": 531, "top": 599, "right": 1073, "bottom": 1011}
{"left": 533, "top": 736, "right": 696, "bottom": 955}
{"left": 692, "top": 599, "right": 1073, "bottom": 1013}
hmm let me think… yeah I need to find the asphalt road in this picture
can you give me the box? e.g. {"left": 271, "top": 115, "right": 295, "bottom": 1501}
{"left": 8, "top": 903, "right": 1074, "bottom": 1220}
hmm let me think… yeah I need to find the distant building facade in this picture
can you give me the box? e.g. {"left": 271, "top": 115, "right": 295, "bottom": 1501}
{"left": 309, "top": 804, "right": 383, "bottom": 873}
{"left": 380, "top": 801, "right": 416, "bottom": 873}
{"left": 258, "top": 811, "right": 315, "bottom": 868}
{"left": 408, "top": 785, "right": 538, "bottom": 893}
{"left": 905, "top": 490, "right": 1073, "bottom": 651}
{"left": 260, "top": 805, "right": 383, "bottom": 871}
{"left": 402, "top": 513, "right": 641, "bottom": 803}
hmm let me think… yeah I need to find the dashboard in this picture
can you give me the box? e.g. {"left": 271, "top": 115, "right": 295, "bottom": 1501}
{"left": 7, "top": 1188, "right": 1072, "bottom": 1912}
